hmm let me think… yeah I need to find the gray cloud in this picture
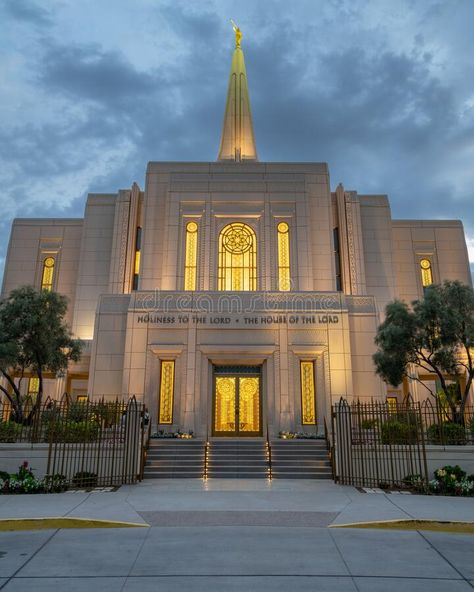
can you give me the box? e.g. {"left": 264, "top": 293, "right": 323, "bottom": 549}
{"left": 0, "top": 0, "right": 473, "bottom": 282}
{"left": 3, "top": 0, "right": 51, "bottom": 26}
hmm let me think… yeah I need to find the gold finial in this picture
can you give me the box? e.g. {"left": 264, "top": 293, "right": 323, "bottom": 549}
{"left": 230, "top": 19, "right": 242, "bottom": 48}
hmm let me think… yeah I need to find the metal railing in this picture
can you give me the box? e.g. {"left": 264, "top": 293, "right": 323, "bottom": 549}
{"left": 266, "top": 423, "right": 272, "bottom": 480}
{"left": 1, "top": 395, "right": 146, "bottom": 487}
{"left": 203, "top": 424, "right": 210, "bottom": 480}
{"left": 324, "top": 416, "right": 335, "bottom": 481}
{"left": 332, "top": 399, "right": 429, "bottom": 488}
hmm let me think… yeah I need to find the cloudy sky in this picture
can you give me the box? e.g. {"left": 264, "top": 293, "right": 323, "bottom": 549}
{"left": 1, "top": 0, "right": 474, "bottom": 282}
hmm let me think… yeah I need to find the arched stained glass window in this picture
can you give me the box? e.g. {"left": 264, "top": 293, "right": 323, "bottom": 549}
{"left": 184, "top": 221, "right": 198, "bottom": 290}
{"left": 218, "top": 223, "right": 257, "bottom": 291}
{"left": 277, "top": 221, "right": 291, "bottom": 291}
{"left": 420, "top": 258, "right": 433, "bottom": 287}
{"left": 41, "top": 257, "right": 55, "bottom": 291}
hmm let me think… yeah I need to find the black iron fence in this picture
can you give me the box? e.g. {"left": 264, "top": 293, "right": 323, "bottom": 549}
{"left": 0, "top": 396, "right": 148, "bottom": 487}
{"left": 331, "top": 398, "right": 474, "bottom": 488}
{"left": 420, "top": 399, "right": 474, "bottom": 445}
{"left": 332, "top": 399, "right": 428, "bottom": 488}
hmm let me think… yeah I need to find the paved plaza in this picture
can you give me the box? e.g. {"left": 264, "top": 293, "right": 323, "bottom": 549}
{"left": 0, "top": 480, "right": 474, "bottom": 591}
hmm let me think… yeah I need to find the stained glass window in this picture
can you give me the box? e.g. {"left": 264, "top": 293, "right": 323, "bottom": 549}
{"left": 41, "top": 257, "right": 55, "bottom": 291}
{"left": 218, "top": 223, "right": 257, "bottom": 291}
{"left": 28, "top": 377, "right": 40, "bottom": 396}
{"left": 420, "top": 258, "right": 433, "bottom": 287}
{"left": 184, "top": 221, "right": 198, "bottom": 290}
{"left": 300, "top": 361, "right": 316, "bottom": 425}
{"left": 132, "top": 227, "right": 142, "bottom": 291}
{"left": 277, "top": 221, "right": 291, "bottom": 291}
{"left": 158, "top": 361, "right": 175, "bottom": 424}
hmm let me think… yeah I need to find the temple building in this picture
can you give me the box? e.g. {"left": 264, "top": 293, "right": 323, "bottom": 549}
{"left": 1, "top": 28, "right": 472, "bottom": 437}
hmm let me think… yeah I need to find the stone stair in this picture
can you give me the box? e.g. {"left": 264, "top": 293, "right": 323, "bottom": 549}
{"left": 206, "top": 440, "right": 269, "bottom": 479}
{"left": 270, "top": 439, "right": 333, "bottom": 479}
{"left": 143, "top": 439, "right": 205, "bottom": 478}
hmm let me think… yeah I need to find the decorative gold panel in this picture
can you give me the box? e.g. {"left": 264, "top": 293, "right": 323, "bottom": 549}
{"left": 420, "top": 258, "right": 433, "bottom": 287}
{"left": 158, "top": 361, "right": 175, "bottom": 424}
{"left": 238, "top": 377, "right": 260, "bottom": 432}
{"left": 300, "top": 361, "right": 316, "bottom": 425}
{"left": 41, "top": 257, "right": 55, "bottom": 291}
{"left": 386, "top": 396, "right": 398, "bottom": 414}
{"left": 28, "top": 377, "right": 40, "bottom": 396}
{"left": 214, "top": 377, "right": 236, "bottom": 432}
{"left": 134, "top": 250, "right": 141, "bottom": 276}
{"left": 277, "top": 221, "right": 291, "bottom": 291}
{"left": 218, "top": 223, "right": 256, "bottom": 291}
{"left": 184, "top": 221, "right": 198, "bottom": 290}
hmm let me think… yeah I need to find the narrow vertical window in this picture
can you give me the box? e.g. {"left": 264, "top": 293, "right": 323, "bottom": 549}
{"left": 132, "top": 227, "right": 142, "bottom": 291}
{"left": 420, "top": 258, "right": 433, "bottom": 288}
{"left": 184, "top": 221, "right": 198, "bottom": 290}
{"left": 300, "top": 361, "right": 316, "bottom": 425}
{"left": 218, "top": 223, "right": 256, "bottom": 291}
{"left": 277, "top": 222, "right": 291, "bottom": 291}
{"left": 386, "top": 396, "right": 398, "bottom": 414}
{"left": 41, "top": 257, "right": 55, "bottom": 291}
{"left": 27, "top": 377, "right": 40, "bottom": 398}
{"left": 158, "top": 360, "right": 175, "bottom": 424}
{"left": 333, "top": 228, "right": 342, "bottom": 291}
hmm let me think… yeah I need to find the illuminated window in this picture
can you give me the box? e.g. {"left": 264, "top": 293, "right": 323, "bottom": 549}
{"left": 386, "top": 396, "right": 398, "bottom": 414}
{"left": 28, "top": 377, "right": 40, "bottom": 397}
{"left": 158, "top": 361, "right": 175, "bottom": 424}
{"left": 300, "top": 361, "right": 316, "bottom": 425}
{"left": 132, "top": 227, "right": 142, "bottom": 291}
{"left": 420, "top": 258, "right": 433, "bottom": 287}
{"left": 184, "top": 221, "right": 198, "bottom": 290}
{"left": 41, "top": 257, "right": 55, "bottom": 291}
{"left": 218, "top": 223, "right": 257, "bottom": 291}
{"left": 277, "top": 222, "right": 291, "bottom": 291}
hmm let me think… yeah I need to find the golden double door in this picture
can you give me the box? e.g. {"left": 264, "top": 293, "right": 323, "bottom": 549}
{"left": 213, "top": 370, "right": 262, "bottom": 437}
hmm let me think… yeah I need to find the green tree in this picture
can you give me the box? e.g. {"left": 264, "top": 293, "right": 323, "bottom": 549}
{"left": 0, "top": 287, "right": 82, "bottom": 422}
{"left": 373, "top": 280, "right": 474, "bottom": 424}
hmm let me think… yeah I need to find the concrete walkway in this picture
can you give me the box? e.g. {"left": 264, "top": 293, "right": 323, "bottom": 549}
{"left": 0, "top": 479, "right": 473, "bottom": 590}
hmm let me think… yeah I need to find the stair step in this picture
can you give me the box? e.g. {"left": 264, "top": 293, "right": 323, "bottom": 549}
{"left": 144, "top": 438, "right": 333, "bottom": 480}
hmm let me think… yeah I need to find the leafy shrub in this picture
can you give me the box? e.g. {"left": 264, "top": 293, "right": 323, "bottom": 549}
{"left": 360, "top": 419, "right": 377, "bottom": 430}
{"left": 403, "top": 473, "right": 426, "bottom": 492}
{"left": 429, "top": 465, "right": 472, "bottom": 496}
{"left": 45, "top": 420, "right": 99, "bottom": 443}
{"left": 72, "top": 471, "right": 98, "bottom": 488}
{"left": 381, "top": 418, "right": 418, "bottom": 444}
{"left": 94, "top": 403, "right": 123, "bottom": 427}
{"left": 434, "top": 464, "right": 466, "bottom": 482}
{"left": 0, "top": 421, "right": 21, "bottom": 443}
{"left": 67, "top": 402, "right": 90, "bottom": 423}
{"left": 426, "top": 422, "right": 466, "bottom": 445}
{"left": 43, "top": 474, "right": 68, "bottom": 493}
{"left": 469, "top": 416, "right": 474, "bottom": 436}
{"left": 0, "top": 462, "right": 69, "bottom": 494}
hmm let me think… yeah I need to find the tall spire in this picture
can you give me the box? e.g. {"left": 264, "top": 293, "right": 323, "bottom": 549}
{"left": 218, "top": 22, "right": 258, "bottom": 162}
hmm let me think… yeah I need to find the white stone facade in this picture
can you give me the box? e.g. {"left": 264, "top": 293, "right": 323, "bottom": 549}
{"left": 2, "top": 159, "right": 471, "bottom": 436}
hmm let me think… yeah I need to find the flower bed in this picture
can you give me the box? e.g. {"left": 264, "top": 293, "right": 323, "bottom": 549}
{"left": 404, "top": 464, "right": 474, "bottom": 497}
{"left": 0, "top": 461, "right": 67, "bottom": 494}
{"left": 279, "top": 431, "right": 320, "bottom": 439}
{"left": 151, "top": 430, "right": 194, "bottom": 439}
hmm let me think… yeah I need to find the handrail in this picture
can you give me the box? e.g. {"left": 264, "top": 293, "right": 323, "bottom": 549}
{"left": 203, "top": 424, "right": 209, "bottom": 480}
{"left": 139, "top": 416, "right": 152, "bottom": 481}
{"left": 266, "top": 422, "right": 272, "bottom": 480}
{"left": 324, "top": 415, "right": 336, "bottom": 482}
